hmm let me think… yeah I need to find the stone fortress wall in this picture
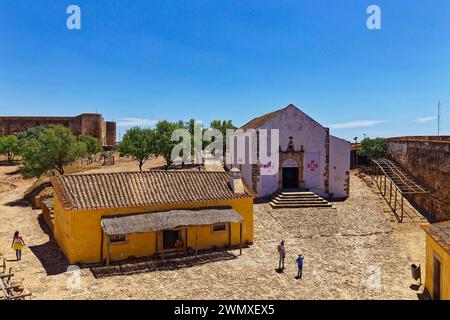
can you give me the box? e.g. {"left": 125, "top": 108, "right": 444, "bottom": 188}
{"left": 386, "top": 136, "right": 450, "bottom": 221}
{"left": 0, "top": 113, "right": 116, "bottom": 146}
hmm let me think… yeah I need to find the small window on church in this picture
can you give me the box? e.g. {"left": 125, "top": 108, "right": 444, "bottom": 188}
{"left": 212, "top": 224, "right": 227, "bottom": 233}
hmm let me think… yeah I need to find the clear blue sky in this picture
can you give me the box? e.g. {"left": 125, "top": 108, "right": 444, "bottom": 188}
{"left": 1, "top": 0, "right": 449, "bottom": 141}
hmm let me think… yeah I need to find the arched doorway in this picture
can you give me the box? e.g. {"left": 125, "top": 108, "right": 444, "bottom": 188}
{"left": 282, "top": 159, "right": 299, "bottom": 189}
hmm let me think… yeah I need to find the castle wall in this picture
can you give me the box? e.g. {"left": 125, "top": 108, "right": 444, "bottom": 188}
{"left": 0, "top": 116, "right": 73, "bottom": 136}
{"left": 386, "top": 136, "right": 450, "bottom": 221}
{"left": 0, "top": 113, "right": 116, "bottom": 146}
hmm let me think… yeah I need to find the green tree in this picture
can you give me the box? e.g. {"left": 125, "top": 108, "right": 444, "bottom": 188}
{"left": 357, "top": 137, "right": 387, "bottom": 159}
{"left": 210, "top": 120, "right": 236, "bottom": 136}
{"left": 0, "top": 135, "right": 20, "bottom": 162}
{"left": 154, "top": 120, "right": 184, "bottom": 169}
{"left": 184, "top": 119, "right": 207, "bottom": 158}
{"left": 79, "top": 135, "right": 103, "bottom": 163}
{"left": 20, "top": 125, "right": 87, "bottom": 177}
{"left": 209, "top": 120, "right": 236, "bottom": 158}
{"left": 17, "top": 126, "right": 46, "bottom": 144}
{"left": 117, "top": 127, "right": 156, "bottom": 171}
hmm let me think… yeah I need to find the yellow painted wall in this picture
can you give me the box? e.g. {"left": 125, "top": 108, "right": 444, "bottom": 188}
{"left": 53, "top": 196, "right": 254, "bottom": 264}
{"left": 53, "top": 196, "right": 71, "bottom": 260}
{"left": 424, "top": 234, "right": 450, "bottom": 300}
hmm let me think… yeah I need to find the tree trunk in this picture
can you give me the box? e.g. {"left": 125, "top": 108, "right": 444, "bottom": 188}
{"left": 164, "top": 156, "right": 172, "bottom": 171}
{"left": 165, "top": 159, "right": 171, "bottom": 171}
{"left": 56, "top": 164, "right": 65, "bottom": 175}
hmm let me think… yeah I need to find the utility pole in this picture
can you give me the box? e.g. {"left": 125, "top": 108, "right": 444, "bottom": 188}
{"left": 437, "top": 100, "right": 441, "bottom": 136}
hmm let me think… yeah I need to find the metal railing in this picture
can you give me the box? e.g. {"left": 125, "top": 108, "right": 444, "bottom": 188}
{"left": 369, "top": 158, "right": 430, "bottom": 222}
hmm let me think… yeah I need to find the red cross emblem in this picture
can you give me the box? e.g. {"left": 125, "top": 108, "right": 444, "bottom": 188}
{"left": 307, "top": 160, "right": 318, "bottom": 172}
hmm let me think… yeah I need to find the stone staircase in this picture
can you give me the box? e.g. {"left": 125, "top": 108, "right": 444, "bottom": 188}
{"left": 269, "top": 191, "right": 333, "bottom": 209}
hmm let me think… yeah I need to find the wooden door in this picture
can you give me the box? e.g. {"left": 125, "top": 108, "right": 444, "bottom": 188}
{"left": 433, "top": 255, "right": 442, "bottom": 300}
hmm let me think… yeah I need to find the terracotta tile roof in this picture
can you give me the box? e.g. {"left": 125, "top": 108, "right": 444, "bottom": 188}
{"left": 50, "top": 171, "right": 252, "bottom": 212}
{"left": 240, "top": 104, "right": 293, "bottom": 131}
{"left": 421, "top": 221, "right": 450, "bottom": 255}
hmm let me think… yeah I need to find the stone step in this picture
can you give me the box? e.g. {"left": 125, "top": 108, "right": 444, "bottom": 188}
{"left": 271, "top": 201, "right": 330, "bottom": 207}
{"left": 278, "top": 191, "right": 316, "bottom": 196}
{"left": 275, "top": 194, "right": 324, "bottom": 199}
{"left": 273, "top": 200, "right": 324, "bottom": 205}
{"left": 270, "top": 190, "right": 333, "bottom": 209}
{"left": 277, "top": 192, "right": 319, "bottom": 196}
{"left": 269, "top": 201, "right": 334, "bottom": 209}
{"left": 272, "top": 198, "right": 327, "bottom": 204}
{"left": 274, "top": 195, "right": 321, "bottom": 200}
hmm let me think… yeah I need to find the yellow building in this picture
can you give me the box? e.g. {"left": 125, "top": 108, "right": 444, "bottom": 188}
{"left": 421, "top": 221, "right": 450, "bottom": 300}
{"left": 50, "top": 169, "right": 253, "bottom": 265}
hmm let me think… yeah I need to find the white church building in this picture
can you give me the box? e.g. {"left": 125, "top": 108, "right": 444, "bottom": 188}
{"left": 227, "top": 104, "right": 350, "bottom": 199}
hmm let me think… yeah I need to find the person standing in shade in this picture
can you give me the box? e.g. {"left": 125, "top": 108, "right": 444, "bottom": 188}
{"left": 174, "top": 237, "right": 184, "bottom": 251}
{"left": 11, "top": 231, "right": 25, "bottom": 261}
{"left": 296, "top": 254, "right": 304, "bottom": 279}
{"left": 277, "top": 241, "right": 286, "bottom": 271}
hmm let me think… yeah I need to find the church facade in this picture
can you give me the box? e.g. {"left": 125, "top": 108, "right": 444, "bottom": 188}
{"left": 227, "top": 104, "right": 350, "bottom": 199}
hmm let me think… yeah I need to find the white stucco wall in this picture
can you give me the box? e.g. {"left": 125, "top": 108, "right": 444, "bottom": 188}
{"left": 256, "top": 105, "right": 327, "bottom": 197}
{"left": 329, "top": 135, "right": 350, "bottom": 198}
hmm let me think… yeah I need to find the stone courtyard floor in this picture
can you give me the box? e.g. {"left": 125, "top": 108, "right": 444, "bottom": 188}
{"left": 0, "top": 161, "right": 427, "bottom": 300}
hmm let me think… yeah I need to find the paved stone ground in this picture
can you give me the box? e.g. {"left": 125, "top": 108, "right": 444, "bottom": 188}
{"left": 0, "top": 162, "right": 427, "bottom": 300}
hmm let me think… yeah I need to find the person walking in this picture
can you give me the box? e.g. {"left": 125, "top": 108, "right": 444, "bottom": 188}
{"left": 11, "top": 231, "right": 25, "bottom": 261}
{"left": 277, "top": 241, "right": 286, "bottom": 271}
{"left": 296, "top": 254, "right": 304, "bottom": 279}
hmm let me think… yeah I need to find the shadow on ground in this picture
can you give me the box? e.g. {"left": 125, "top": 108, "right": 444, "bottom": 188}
{"left": 28, "top": 216, "right": 68, "bottom": 276}
{"left": 88, "top": 249, "right": 237, "bottom": 278}
{"left": 416, "top": 287, "right": 432, "bottom": 300}
{"left": 4, "top": 199, "right": 30, "bottom": 207}
{"left": 0, "top": 161, "right": 19, "bottom": 167}
{"left": 28, "top": 240, "right": 68, "bottom": 276}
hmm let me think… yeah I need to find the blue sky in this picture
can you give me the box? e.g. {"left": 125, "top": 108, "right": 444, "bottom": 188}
{"left": 0, "top": 0, "right": 449, "bottom": 141}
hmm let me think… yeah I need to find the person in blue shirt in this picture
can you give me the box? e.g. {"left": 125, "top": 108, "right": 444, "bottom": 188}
{"left": 296, "top": 254, "right": 304, "bottom": 279}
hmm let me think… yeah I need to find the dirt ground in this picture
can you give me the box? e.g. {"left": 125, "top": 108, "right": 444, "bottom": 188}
{"left": 0, "top": 158, "right": 428, "bottom": 300}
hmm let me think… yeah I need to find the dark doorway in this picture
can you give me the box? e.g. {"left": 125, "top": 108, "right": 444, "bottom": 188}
{"left": 282, "top": 167, "right": 299, "bottom": 189}
{"left": 163, "top": 230, "right": 180, "bottom": 250}
{"left": 433, "top": 256, "right": 442, "bottom": 300}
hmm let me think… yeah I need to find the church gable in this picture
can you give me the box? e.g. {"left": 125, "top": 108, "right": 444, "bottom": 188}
{"left": 241, "top": 104, "right": 326, "bottom": 134}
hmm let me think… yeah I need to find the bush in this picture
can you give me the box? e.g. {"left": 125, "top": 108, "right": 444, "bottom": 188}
{"left": 0, "top": 135, "right": 20, "bottom": 162}
{"left": 357, "top": 137, "right": 387, "bottom": 159}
